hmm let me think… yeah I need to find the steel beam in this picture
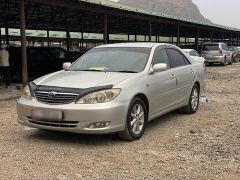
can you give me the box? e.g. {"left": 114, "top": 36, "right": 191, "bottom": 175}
{"left": 149, "top": 21, "right": 152, "bottom": 42}
{"left": 66, "top": 26, "right": 70, "bottom": 51}
{"left": 47, "top": 30, "right": 50, "bottom": 47}
{"left": 237, "top": 32, "right": 239, "bottom": 46}
{"left": 5, "top": 24, "right": 9, "bottom": 45}
{"left": 104, "top": 14, "right": 108, "bottom": 44}
{"left": 195, "top": 28, "right": 199, "bottom": 51}
{"left": 177, "top": 24, "right": 180, "bottom": 46}
{"left": 20, "top": 0, "right": 28, "bottom": 87}
{"left": 0, "top": 28, "right": 1, "bottom": 46}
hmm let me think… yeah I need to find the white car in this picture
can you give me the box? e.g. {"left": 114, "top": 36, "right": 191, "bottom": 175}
{"left": 183, "top": 49, "right": 206, "bottom": 65}
{"left": 17, "top": 43, "right": 206, "bottom": 141}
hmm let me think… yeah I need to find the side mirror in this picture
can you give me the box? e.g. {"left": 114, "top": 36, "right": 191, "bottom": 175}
{"left": 152, "top": 63, "right": 168, "bottom": 73}
{"left": 63, "top": 62, "right": 71, "bottom": 70}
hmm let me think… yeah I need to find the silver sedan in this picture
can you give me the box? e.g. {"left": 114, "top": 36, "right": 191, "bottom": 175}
{"left": 17, "top": 43, "right": 205, "bottom": 141}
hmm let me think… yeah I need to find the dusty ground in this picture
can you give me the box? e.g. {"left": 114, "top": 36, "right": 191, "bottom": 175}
{"left": 0, "top": 64, "right": 240, "bottom": 180}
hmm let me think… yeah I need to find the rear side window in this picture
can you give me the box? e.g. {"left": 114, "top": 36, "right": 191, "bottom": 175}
{"left": 189, "top": 50, "right": 198, "bottom": 57}
{"left": 152, "top": 49, "right": 171, "bottom": 68}
{"left": 167, "top": 48, "right": 190, "bottom": 68}
{"left": 202, "top": 44, "right": 219, "bottom": 51}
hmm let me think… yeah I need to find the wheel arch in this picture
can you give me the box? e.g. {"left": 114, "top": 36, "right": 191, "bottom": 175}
{"left": 194, "top": 81, "right": 200, "bottom": 90}
{"left": 133, "top": 93, "right": 149, "bottom": 120}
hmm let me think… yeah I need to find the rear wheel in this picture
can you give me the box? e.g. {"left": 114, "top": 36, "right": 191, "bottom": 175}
{"left": 118, "top": 97, "right": 147, "bottom": 141}
{"left": 221, "top": 57, "right": 227, "bottom": 66}
{"left": 182, "top": 84, "right": 200, "bottom": 114}
{"left": 229, "top": 57, "right": 233, "bottom": 65}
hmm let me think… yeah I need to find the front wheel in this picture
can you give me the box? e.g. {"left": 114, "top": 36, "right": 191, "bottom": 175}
{"left": 118, "top": 97, "right": 147, "bottom": 141}
{"left": 181, "top": 85, "right": 200, "bottom": 114}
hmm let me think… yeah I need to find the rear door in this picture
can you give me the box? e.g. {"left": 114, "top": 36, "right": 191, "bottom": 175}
{"left": 166, "top": 48, "right": 194, "bottom": 105}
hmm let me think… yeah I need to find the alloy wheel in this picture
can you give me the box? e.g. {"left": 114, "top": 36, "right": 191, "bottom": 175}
{"left": 191, "top": 88, "right": 199, "bottom": 111}
{"left": 130, "top": 104, "right": 145, "bottom": 135}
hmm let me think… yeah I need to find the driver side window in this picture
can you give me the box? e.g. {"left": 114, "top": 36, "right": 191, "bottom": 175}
{"left": 152, "top": 48, "right": 171, "bottom": 68}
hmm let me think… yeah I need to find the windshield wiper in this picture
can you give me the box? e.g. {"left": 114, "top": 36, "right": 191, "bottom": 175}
{"left": 113, "top": 70, "right": 138, "bottom": 73}
{"left": 78, "top": 69, "right": 105, "bottom": 72}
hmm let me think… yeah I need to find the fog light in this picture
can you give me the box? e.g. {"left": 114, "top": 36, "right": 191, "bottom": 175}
{"left": 88, "top": 122, "right": 111, "bottom": 129}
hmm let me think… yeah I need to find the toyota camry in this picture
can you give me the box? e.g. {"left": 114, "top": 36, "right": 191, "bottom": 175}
{"left": 17, "top": 43, "right": 205, "bottom": 141}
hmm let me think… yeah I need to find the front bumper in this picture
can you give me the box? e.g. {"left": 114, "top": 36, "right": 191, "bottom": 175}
{"left": 17, "top": 98, "right": 129, "bottom": 134}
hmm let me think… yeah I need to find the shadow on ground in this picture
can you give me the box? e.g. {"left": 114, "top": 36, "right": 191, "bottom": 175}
{"left": 24, "top": 109, "right": 185, "bottom": 145}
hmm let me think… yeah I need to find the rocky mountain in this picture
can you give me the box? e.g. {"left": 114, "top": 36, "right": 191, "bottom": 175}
{"left": 119, "top": 0, "right": 211, "bottom": 23}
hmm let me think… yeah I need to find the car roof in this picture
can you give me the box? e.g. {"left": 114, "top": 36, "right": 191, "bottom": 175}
{"left": 204, "top": 42, "right": 225, "bottom": 45}
{"left": 95, "top": 42, "right": 170, "bottom": 48}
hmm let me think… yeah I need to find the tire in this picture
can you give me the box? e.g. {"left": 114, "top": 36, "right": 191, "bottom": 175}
{"left": 229, "top": 57, "right": 233, "bottom": 65}
{"left": 221, "top": 57, "right": 227, "bottom": 66}
{"left": 181, "top": 84, "right": 200, "bottom": 114}
{"left": 118, "top": 97, "right": 147, "bottom": 141}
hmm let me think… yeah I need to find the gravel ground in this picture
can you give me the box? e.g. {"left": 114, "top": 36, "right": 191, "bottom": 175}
{"left": 0, "top": 64, "right": 240, "bottom": 180}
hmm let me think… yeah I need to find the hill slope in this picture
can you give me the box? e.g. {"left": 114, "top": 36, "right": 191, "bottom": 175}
{"left": 119, "top": 0, "right": 211, "bottom": 23}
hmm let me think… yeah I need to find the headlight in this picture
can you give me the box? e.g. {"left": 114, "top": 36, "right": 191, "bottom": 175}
{"left": 76, "top": 89, "right": 121, "bottom": 104}
{"left": 22, "top": 85, "right": 32, "bottom": 100}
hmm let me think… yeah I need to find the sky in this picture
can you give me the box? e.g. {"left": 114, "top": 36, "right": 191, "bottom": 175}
{"left": 111, "top": 0, "right": 240, "bottom": 29}
{"left": 190, "top": 0, "right": 240, "bottom": 29}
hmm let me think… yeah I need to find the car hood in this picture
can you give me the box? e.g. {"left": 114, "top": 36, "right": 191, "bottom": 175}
{"left": 33, "top": 70, "right": 134, "bottom": 88}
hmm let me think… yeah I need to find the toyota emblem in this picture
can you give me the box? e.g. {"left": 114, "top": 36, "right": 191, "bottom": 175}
{"left": 48, "top": 92, "right": 56, "bottom": 99}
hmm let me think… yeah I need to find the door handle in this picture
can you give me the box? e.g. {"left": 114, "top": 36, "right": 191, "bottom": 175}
{"left": 171, "top": 74, "right": 176, "bottom": 78}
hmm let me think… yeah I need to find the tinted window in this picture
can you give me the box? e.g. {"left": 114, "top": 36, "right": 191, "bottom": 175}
{"left": 50, "top": 49, "right": 66, "bottom": 59}
{"left": 202, "top": 44, "right": 219, "bottom": 51}
{"left": 37, "top": 50, "right": 51, "bottom": 62}
{"left": 152, "top": 49, "right": 170, "bottom": 68}
{"left": 167, "top": 48, "right": 190, "bottom": 68}
{"left": 27, "top": 50, "right": 36, "bottom": 60}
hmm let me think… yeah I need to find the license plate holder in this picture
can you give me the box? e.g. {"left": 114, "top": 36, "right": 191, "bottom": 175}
{"left": 32, "top": 109, "right": 63, "bottom": 122}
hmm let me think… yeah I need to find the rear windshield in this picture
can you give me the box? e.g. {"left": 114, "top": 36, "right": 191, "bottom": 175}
{"left": 202, "top": 44, "right": 219, "bottom": 51}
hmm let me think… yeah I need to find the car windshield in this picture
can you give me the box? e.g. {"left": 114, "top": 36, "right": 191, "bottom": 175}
{"left": 202, "top": 44, "right": 219, "bottom": 51}
{"left": 68, "top": 47, "right": 151, "bottom": 73}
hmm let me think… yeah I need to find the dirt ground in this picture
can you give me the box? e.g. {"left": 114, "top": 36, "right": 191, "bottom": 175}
{"left": 0, "top": 64, "right": 240, "bottom": 180}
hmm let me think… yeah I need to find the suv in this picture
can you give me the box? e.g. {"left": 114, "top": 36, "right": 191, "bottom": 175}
{"left": 201, "top": 43, "right": 232, "bottom": 66}
{"left": 228, "top": 46, "right": 240, "bottom": 63}
{"left": 8, "top": 47, "right": 67, "bottom": 81}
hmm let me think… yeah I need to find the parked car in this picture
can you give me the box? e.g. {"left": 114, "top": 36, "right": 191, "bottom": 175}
{"left": 228, "top": 46, "right": 240, "bottom": 63}
{"left": 17, "top": 43, "right": 205, "bottom": 141}
{"left": 183, "top": 49, "right": 206, "bottom": 67}
{"left": 65, "top": 50, "right": 86, "bottom": 62}
{"left": 7, "top": 46, "right": 67, "bottom": 81}
{"left": 201, "top": 42, "right": 232, "bottom": 65}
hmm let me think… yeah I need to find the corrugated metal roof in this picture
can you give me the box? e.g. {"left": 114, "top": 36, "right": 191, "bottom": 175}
{"left": 79, "top": 0, "right": 240, "bottom": 32}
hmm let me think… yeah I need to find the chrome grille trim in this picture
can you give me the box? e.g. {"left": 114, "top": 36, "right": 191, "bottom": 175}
{"left": 35, "top": 91, "right": 79, "bottom": 105}
{"left": 28, "top": 120, "right": 78, "bottom": 128}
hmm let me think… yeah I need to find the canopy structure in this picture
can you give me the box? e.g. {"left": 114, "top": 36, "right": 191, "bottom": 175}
{"left": 0, "top": 0, "right": 239, "bottom": 86}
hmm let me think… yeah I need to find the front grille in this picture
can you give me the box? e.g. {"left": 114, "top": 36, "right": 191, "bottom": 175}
{"left": 35, "top": 91, "right": 79, "bottom": 105}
